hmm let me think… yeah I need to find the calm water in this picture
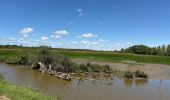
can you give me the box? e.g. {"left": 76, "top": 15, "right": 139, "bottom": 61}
{"left": 0, "top": 63, "right": 170, "bottom": 100}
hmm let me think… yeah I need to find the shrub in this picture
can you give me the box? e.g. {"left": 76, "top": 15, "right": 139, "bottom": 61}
{"left": 90, "top": 64, "right": 102, "bottom": 72}
{"left": 17, "top": 54, "right": 30, "bottom": 65}
{"left": 134, "top": 70, "right": 148, "bottom": 78}
{"left": 124, "top": 71, "right": 133, "bottom": 79}
{"left": 86, "top": 62, "right": 91, "bottom": 67}
{"left": 37, "top": 46, "right": 55, "bottom": 66}
{"left": 79, "top": 64, "right": 89, "bottom": 72}
{"left": 103, "top": 65, "right": 112, "bottom": 73}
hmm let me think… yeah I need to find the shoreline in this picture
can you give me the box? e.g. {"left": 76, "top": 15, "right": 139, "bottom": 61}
{"left": 72, "top": 59, "right": 170, "bottom": 80}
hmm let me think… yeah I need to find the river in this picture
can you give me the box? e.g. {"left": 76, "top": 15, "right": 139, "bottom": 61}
{"left": 0, "top": 63, "right": 170, "bottom": 100}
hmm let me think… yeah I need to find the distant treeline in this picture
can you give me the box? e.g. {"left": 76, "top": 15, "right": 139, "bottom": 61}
{"left": 1, "top": 44, "right": 170, "bottom": 56}
{"left": 120, "top": 45, "right": 170, "bottom": 56}
{"left": 0, "top": 44, "right": 23, "bottom": 48}
{"left": 0, "top": 44, "right": 95, "bottom": 51}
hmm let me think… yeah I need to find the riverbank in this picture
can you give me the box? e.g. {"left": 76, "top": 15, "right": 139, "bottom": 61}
{"left": 1, "top": 63, "right": 170, "bottom": 100}
{"left": 73, "top": 59, "right": 170, "bottom": 80}
{"left": 0, "top": 74, "right": 58, "bottom": 100}
{"left": 0, "top": 47, "right": 169, "bottom": 80}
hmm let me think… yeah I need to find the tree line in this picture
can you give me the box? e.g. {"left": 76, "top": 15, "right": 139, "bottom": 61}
{"left": 120, "top": 44, "right": 170, "bottom": 56}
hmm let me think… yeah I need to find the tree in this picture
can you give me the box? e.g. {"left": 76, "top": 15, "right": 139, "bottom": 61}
{"left": 157, "top": 46, "right": 162, "bottom": 55}
{"left": 17, "top": 54, "right": 30, "bottom": 65}
{"left": 124, "top": 45, "right": 150, "bottom": 55}
{"left": 166, "top": 45, "right": 170, "bottom": 56}
{"left": 162, "top": 45, "right": 167, "bottom": 56}
{"left": 37, "top": 46, "right": 54, "bottom": 66}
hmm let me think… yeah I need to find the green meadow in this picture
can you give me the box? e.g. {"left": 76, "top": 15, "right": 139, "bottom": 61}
{"left": 0, "top": 48, "right": 170, "bottom": 65}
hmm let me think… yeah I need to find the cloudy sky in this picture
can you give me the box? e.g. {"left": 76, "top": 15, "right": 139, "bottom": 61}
{"left": 0, "top": 0, "right": 170, "bottom": 50}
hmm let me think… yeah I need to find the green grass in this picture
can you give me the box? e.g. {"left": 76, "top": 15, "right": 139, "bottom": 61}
{"left": 59, "top": 51, "right": 170, "bottom": 65}
{"left": 0, "top": 75, "right": 58, "bottom": 100}
{"left": 1, "top": 48, "right": 170, "bottom": 65}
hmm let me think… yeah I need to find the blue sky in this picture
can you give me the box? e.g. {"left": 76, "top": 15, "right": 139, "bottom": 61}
{"left": 0, "top": 0, "right": 170, "bottom": 50}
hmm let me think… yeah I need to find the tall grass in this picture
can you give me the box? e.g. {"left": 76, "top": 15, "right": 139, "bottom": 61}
{"left": 0, "top": 79, "right": 58, "bottom": 100}
{"left": 58, "top": 51, "right": 170, "bottom": 65}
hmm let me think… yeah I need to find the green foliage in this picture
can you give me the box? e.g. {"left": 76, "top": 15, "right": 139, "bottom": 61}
{"left": 1, "top": 45, "right": 170, "bottom": 66}
{"left": 125, "top": 45, "right": 150, "bottom": 54}
{"left": 0, "top": 73, "right": 4, "bottom": 80}
{"left": 166, "top": 45, "right": 170, "bottom": 56}
{"left": 79, "top": 64, "right": 89, "bottom": 72}
{"left": 103, "top": 65, "right": 112, "bottom": 73}
{"left": 124, "top": 71, "right": 133, "bottom": 79}
{"left": 76, "top": 62, "right": 112, "bottom": 73}
{"left": 123, "top": 70, "right": 148, "bottom": 79}
{"left": 17, "top": 54, "right": 30, "bottom": 65}
{"left": 0, "top": 80, "right": 58, "bottom": 100}
{"left": 134, "top": 70, "right": 148, "bottom": 78}
{"left": 37, "top": 46, "right": 55, "bottom": 65}
{"left": 122, "top": 44, "right": 170, "bottom": 56}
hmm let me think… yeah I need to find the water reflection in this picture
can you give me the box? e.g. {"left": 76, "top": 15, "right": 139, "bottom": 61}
{"left": 1, "top": 63, "right": 170, "bottom": 100}
{"left": 123, "top": 79, "right": 148, "bottom": 87}
{"left": 135, "top": 79, "right": 148, "bottom": 87}
{"left": 123, "top": 79, "right": 134, "bottom": 87}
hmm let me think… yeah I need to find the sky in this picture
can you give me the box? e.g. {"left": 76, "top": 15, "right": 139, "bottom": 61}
{"left": 0, "top": 0, "right": 170, "bottom": 51}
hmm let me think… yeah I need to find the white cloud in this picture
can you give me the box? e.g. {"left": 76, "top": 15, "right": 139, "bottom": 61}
{"left": 92, "top": 42, "right": 98, "bottom": 45}
{"left": 81, "top": 33, "right": 98, "bottom": 38}
{"left": 41, "top": 36, "right": 49, "bottom": 41}
{"left": 54, "top": 30, "right": 69, "bottom": 35}
{"left": 98, "top": 39, "right": 108, "bottom": 42}
{"left": 81, "top": 40, "right": 90, "bottom": 45}
{"left": 75, "top": 8, "right": 84, "bottom": 16}
{"left": 76, "top": 8, "right": 82, "bottom": 12}
{"left": 50, "top": 35, "right": 62, "bottom": 39}
{"left": 20, "top": 27, "right": 34, "bottom": 37}
{"left": 113, "top": 42, "right": 132, "bottom": 50}
{"left": 76, "top": 36, "right": 82, "bottom": 38}
{"left": 50, "top": 30, "right": 69, "bottom": 39}
{"left": 71, "top": 42, "right": 78, "bottom": 44}
{"left": 22, "top": 34, "right": 28, "bottom": 37}
{"left": 80, "top": 40, "right": 98, "bottom": 45}
{"left": 8, "top": 38, "right": 16, "bottom": 41}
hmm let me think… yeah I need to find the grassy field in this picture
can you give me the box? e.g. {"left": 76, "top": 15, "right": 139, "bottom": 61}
{"left": 0, "top": 48, "right": 170, "bottom": 65}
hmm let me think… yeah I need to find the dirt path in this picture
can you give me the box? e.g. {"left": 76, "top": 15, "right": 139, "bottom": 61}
{"left": 72, "top": 59, "right": 170, "bottom": 80}
{"left": 0, "top": 96, "right": 10, "bottom": 100}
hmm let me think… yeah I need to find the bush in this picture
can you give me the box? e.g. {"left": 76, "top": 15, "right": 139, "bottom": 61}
{"left": 103, "top": 65, "right": 112, "bottom": 73}
{"left": 124, "top": 71, "right": 133, "bottom": 79}
{"left": 134, "top": 70, "right": 148, "bottom": 78}
{"left": 86, "top": 62, "right": 91, "bottom": 67}
{"left": 90, "top": 64, "right": 102, "bottom": 72}
{"left": 79, "top": 64, "right": 89, "bottom": 72}
{"left": 37, "top": 46, "right": 55, "bottom": 66}
{"left": 17, "top": 54, "right": 30, "bottom": 65}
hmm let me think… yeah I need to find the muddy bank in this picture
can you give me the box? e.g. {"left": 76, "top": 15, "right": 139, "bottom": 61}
{"left": 72, "top": 59, "right": 170, "bottom": 80}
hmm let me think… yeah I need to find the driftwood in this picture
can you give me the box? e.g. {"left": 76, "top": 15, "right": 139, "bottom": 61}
{"left": 54, "top": 73, "right": 72, "bottom": 81}
{"left": 37, "top": 62, "right": 72, "bottom": 81}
